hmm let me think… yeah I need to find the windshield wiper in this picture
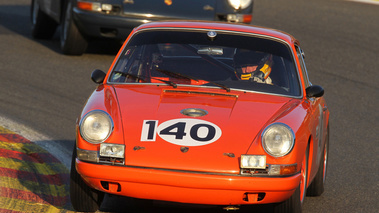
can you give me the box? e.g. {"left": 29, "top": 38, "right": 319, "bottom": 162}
{"left": 205, "top": 81, "right": 230, "bottom": 92}
{"left": 152, "top": 77, "right": 177, "bottom": 88}
{"left": 155, "top": 68, "right": 230, "bottom": 92}
{"left": 112, "top": 71, "right": 177, "bottom": 88}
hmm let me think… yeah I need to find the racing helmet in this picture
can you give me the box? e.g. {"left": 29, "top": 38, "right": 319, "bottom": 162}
{"left": 234, "top": 50, "right": 272, "bottom": 80}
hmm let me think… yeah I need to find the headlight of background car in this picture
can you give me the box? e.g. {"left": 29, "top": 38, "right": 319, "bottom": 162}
{"left": 228, "top": 0, "right": 252, "bottom": 10}
{"left": 262, "top": 123, "right": 295, "bottom": 157}
{"left": 80, "top": 110, "right": 113, "bottom": 144}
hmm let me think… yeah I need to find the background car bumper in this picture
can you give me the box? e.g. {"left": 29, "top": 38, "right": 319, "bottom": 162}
{"left": 72, "top": 8, "right": 140, "bottom": 39}
{"left": 72, "top": 8, "right": 252, "bottom": 40}
{"left": 76, "top": 159, "right": 301, "bottom": 205}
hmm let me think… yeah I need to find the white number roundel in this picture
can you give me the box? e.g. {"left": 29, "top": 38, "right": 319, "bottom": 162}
{"left": 141, "top": 119, "right": 222, "bottom": 146}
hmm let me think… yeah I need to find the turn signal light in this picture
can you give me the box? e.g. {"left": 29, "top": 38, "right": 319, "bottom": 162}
{"left": 77, "top": 1, "right": 101, "bottom": 12}
{"left": 243, "top": 14, "right": 252, "bottom": 23}
{"left": 269, "top": 164, "right": 297, "bottom": 176}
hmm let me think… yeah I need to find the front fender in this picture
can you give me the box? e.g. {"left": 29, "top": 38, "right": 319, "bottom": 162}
{"left": 76, "top": 85, "right": 124, "bottom": 151}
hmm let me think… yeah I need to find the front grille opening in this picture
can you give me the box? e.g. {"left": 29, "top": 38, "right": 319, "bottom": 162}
{"left": 101, "top": 181, "right": 121, "bottom": 192}
{"left": 243, "top": 193, "right": 266, "bottom": 202}
{"left": 240, "top": 167, "right": 269, "bottom": 176}
{"left": 99, "top": 156, "right": 124, "bottom": 165}
{"left": 257, "top": 193, "right": 265, "bottom": 201}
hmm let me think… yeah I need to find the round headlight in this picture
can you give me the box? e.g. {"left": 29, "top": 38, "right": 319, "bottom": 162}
{"left": 262, "top": 123, "right": 295, "bottom": 157}
{"left": 80, "top": 110, "right": 113, "bottom": 144}
{"left": 228, "top": 0, "right": 252, "bottom": 10}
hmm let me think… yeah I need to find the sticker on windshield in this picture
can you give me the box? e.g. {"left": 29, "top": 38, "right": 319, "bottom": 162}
{"left": 140, "top": 119, "right": 222, "bottom": 146}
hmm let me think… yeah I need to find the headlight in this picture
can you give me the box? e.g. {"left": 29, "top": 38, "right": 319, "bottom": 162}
{"left": 228, "top": 0, "right": 252, "bottom": 10}
{"left": 80, "top": 110, "right": 113, "bottom": 143}
{"left": 262, "top": 123, "right": 295, "bottom": 157}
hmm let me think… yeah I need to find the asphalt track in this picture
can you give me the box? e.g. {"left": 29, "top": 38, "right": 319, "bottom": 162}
{"left": 0, "top": 0, "right": 378, "bottom": 212}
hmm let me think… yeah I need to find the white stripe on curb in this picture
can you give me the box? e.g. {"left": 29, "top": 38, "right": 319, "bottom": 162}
{"left": 0, "top": 115, "right": 72, "bottom": 170}
{"left": 348, "top": 0, "right": 379, "bottom": 5}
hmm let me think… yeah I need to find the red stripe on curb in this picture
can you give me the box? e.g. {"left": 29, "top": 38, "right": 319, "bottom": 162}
{"left": 28, "top": 152, "right": 62, "bottom": 163}
{"left": 0, "top": 148, "right": 61, "bottom": 164}
{"left": 0, "top": 208, "right": 23, "bottom": 213}
{"left": 0, "top": 134, "right": 32, "bottom": 144}
{"left": 0, "top": 187, "right": 69, "bottom": 207}
{"left": 0, "top": 167, "right": 69, "bottom": 186}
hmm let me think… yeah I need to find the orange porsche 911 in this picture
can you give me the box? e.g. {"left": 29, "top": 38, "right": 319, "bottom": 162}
{"left": 70, "top": 21, "right": 330, "bottom": 213}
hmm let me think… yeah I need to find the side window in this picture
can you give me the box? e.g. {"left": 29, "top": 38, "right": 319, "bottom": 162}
{"left": 295, "top": 46, "right": 311, "bottom": 88}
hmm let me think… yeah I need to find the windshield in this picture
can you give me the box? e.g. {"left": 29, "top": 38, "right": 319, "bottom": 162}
{"left": 109, "top": 30, "right": 301, "bottom": 97}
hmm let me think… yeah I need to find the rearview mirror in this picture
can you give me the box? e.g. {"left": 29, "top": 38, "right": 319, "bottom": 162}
{"left": 197, "top": 47, "right": 223, "bottom": 55}
{"left": 91, "top": 69, "right": 106, "bottom": 84}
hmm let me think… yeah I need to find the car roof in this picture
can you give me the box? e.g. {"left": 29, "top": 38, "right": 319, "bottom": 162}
{"left": 134, "top": 20, "right": 299, "bottom": 46}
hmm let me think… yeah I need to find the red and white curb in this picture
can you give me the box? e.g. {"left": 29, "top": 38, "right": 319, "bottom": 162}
{"left": 0, "top": 117, "right": 73, "bottom": 212}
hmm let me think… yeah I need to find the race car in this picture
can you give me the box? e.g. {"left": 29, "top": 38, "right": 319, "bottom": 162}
{"left": 70, "top": 21, "right": 330, "bottom": 213}
{"left": 31, "top": 0, "right": 254, "bottom": 55}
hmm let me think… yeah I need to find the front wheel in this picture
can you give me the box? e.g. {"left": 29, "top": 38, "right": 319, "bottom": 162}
{"left": 60, "top": 1, "right": 88, "bottom": 55}
{"left": 307, "top": 125, "right": 329, "bottom": 196}
{"left": 273, "top": 185, "right": 302, "bottom": 213}
{"left": 70, "top": 146, "right": 104, "bottom": 212}
{"left": 273, "top": 145, "right": 309, "bottom": 213}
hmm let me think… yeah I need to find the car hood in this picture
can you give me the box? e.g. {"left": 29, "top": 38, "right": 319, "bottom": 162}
{"left": 113, "top": 85, "right": 295, "bottom": 174}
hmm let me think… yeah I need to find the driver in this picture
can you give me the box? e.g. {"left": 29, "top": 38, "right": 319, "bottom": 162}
{"left": 234, "top": 50, "right": 273, "bottom": 84}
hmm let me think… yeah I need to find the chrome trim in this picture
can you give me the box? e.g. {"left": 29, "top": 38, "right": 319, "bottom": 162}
{"left": 203, "top": 5, "right": 214, "bottom": 11}
{"left": 77, "top": 148, "right": 99, "bottom": 163}
{"left": 123, "top": 0, "right": 134, "bottom": 4}
{"left": 207, "top": 31, "right": 217, "bottom": 38}
{"left": 79, "top": 110, "right": 114, "bottom": 144}
{"left": 166, "top": 90, "right": 238, "bottom": 98}
{"left": 85, "top": 162, "right": 301, "bottom": 177}
{"left": 181, "top": 108, "right": 208, "bottom": 117}
{"left": 261, "top": 123, "right": 295, "bottom": 158}
{"left": 121, "top": 12, "right": 171, "bottom": 20}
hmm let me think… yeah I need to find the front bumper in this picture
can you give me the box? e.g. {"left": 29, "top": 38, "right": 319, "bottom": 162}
{"left": 76, "top": 159, "right": 301, "bottom": 205}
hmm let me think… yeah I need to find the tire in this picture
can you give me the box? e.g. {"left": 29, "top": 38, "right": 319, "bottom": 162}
{"left": 273, "top": 145, "right": 309, "bottom": 213}
{"left": 273, "top": 185, "right": 302, "bottom": 213}
{"left": 307, "top": 125, "right": 329, "bottom": 196}
{"left": 60, "top": 1, "right": 88, "bottom": 55}
{"left": 31, "top": 0, "right": 57, "bottom": 39}
{"left": 70, "top": 146, "right": 105, "bottom": 212}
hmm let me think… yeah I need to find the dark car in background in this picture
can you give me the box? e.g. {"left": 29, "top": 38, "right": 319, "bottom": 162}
{"left": 31, "top": 0, "right": 254, "bottom": 55}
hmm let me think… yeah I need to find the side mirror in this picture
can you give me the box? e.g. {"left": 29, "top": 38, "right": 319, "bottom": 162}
{"left": 306, "top": 85, "right": 324, "bottom": 98}
{"left": 91, "top": 69, "right": 107, "bottom": 84}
